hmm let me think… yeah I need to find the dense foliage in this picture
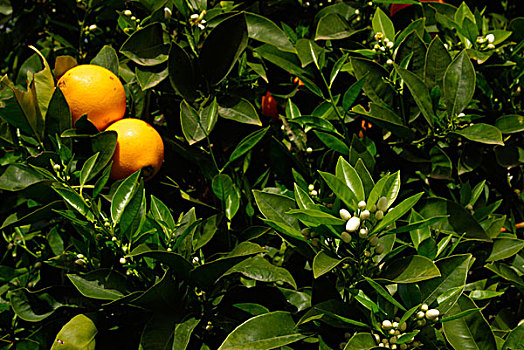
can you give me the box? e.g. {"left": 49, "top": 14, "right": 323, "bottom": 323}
{"left": 0, "top": 0, "right": 523, "bottom": 349}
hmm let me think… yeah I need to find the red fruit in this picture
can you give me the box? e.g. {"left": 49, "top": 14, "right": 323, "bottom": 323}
{"left": 261, "top": 91, "right": 279, "bottom": 121}
{"left": 390, "top": 0, "right": 444, "bottom": 17}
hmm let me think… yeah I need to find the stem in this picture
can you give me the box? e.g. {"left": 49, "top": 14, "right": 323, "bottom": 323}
{"left": 318, "top": 68, "right": 351, "bottom": 144}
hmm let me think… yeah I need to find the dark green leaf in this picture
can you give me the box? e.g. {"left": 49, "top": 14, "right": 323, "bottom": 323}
{"left": 168, "top": 42, "right": 199, "bottom": 101}
{"left": 379, "top": 255, "right": 441, "bottom": 283}
{"left": 253, "top": 190, "right": 300, "bottom": 230}
{"left": 180, "top": 100, "right": 206, "bottom": 145}
{"left": 67, "top": 269, "right": 129, "bottom": 300}
{"left": 221, "top": 256, "right": 297, "bottom": 289}
{"left": 319, "top": 171, "right": 358, "bottom": 211}
{"left": 90, "top": 131, "right": 117, "bottom": 181}
{"left": 342, "top": 75, "right": 366, "bottom": 111}
{"left": 120, "top": 23, "right": 169, "bottom": 66}
{"left": 228, "top": 127, "right": 269, "bottom": 163}
{"left": 246, "top": 13, "right": 295, "bottom": 53}
{"left": 350, "top": 57, "right": 394, "bottom": 106}
{"left": 79, "top": 152, "right": 99, "bottom": 189}
{"left": 111, "top": 170, "right": 141, "bottom": 224}
{"left": 173, "top": 318, "right": 200, "bottom": 350}
{"left": 136, "top": 64, "right": 169, "bottom": 90}
{"left": 200, "top": 13, "right": 248, "bottom": 85}
{"left": 454, "top": 123, "right": 504, "bottom": 145}
{"left": 0, "top": 164, "right": 47, "bottom": 191}
{"left": 343, "top": 333, "right": 377, "bottom": 350}
{"left": 218, "top": 96, "right": 261, "bottom": 126}
{"left": 217, "top": 311, "right": 306, "bottom": 350}
{"left": 502, "top": 324, "right": 524, "bottom": 350}
{"left": 314, "top": 131, "right": 349, "bottom": 155}
{"left": 315, "top": 13, "right": 354, "bottom": 40}
{"left": 425, "top": 35, "right": 452, "bottom": 89}
{"left": 91, "top": 45, "right": 119, "bottom": 75}
{"left": 212, "top": 173, "right": 234, "bottom": 201}
{"left": 335, "top": 157, "right": 364, "bottom": 202}
{"left": 487, "top": 238, "right": 524, "bottom": 262}
{"left": 443, "top": 50, "right": 475, "bottom": 117}
{"left": 395, "top": 65, "right": 435, "bottom": 127}
{"left": 45, "top": 87, "right": 72, "bottom": 138}
{"left": 313, "top": 251, "right": 345, "bottom": 279}
{"left": 286, "top": 209, "right": 346, "bottom": 226}
{"left": 9, "top": 289, "right": 64, "bottom": 322}
{"left": 53, "top": 186, "right": 88, "bottom": 216}
{"left": 495, "top": 114, "right": 524, "bottom": 134}
{"left": 364, "top": 277, "right": 406, "bottom": 311}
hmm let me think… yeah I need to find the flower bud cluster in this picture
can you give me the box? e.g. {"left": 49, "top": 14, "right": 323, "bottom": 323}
{"left": 190, "top": 11, "right": 207, "bottom": 30}
{"left": 339, "top": 200, "right": 385, "bottom": 254}
{"left": 376, "top": 318, "right": 415, "bottom": 349}
{"left": 476, "top": 33, "right": 496, "bottom": 50}
{"left": 308, "top": 184, "right": 318, "bottom": 197}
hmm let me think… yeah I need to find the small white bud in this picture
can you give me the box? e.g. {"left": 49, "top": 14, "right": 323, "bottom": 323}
{"left": 486, "top": 33, "right": 495, "bottom": 43}
{"left": 487, "top": 43, "right": 495, "bottom": 49}
{"left": 358, "top": 200, "right": 367, "bottom": 210}
{"left": 382, "top": 320, "right": 393, "bottom": 330}
{"left": 123, "top": 9, "right": 132, "bottom": 16}
{"left": 391, "top": 345, "right": 397, "bottom": 350}
{"left": 119, "top": 257, "right": 126, "bottom": 264}
{"left": 384, "top": 38, "right": 390, "bottom": 44}
{"left": 377, "top": 197, "right": 388, "bottom": 211}
{"left": 378, "top": 344, "right": 385, "bottom": 348}
{"left": 389, "top": 329, "right": 396, "bottom": 335}
{"left": 416, "top": 311, "right": 425, "bottom": 319}
{"left": 339, "top": 208, "right": 352, "bottom": 221}
{"left": 111, "top": 236, "right": 117, "bottom": 242}
{"left": 374, "top": 32, "right": 383, "bottom": 40}
{"left": 374, "top": 43, "right": 381, "bottom": 50}
{"left": 380, "top": 46, "right": 386, "bottom": 51}
{"left": 310, "top": 190, "right": 318, "bottom": 197}
{"left": 88, "top": 24, "right": 97, "bottom": 31}
{"left": 387, "top": 41, "right": 394, "bottom": 49}
{"left": 375, "top": 244, "right": 385, "bottom": 254}
{"left": 426, "top": 309, "right": 440, "bottom": 320}
{"left": 392, "top": 322, "right": 399, "bottom": 329}
{"left": 164, "top": 7, "right": 172, "bottom": 19}
{"left": 308, "top": 184, "right": 315, "bottom": 191}
{"left": 360, "top": 210, "right": 370, "bottom": 220}
{"left": 130, "top": 15, "right": 136, "bottom": 20}
{"left": 341, "top": 231, "right": 352, "bottom": 243}
{"left": 420, "top": 303, "right": 429, "bottom": 311}
{"left": 375, "top": 210, "right": 384, "bottom": 220}
{"left": 355, "top": 9, "right": 360, "bottom": 15}
{"left": 346, "top": 217, "right": 361, "bottom": 232}
{"left": 76, "top": 254, "right": 84, "bottom": 259}
{"left": 444, "top": 43, "right": 449, "bottom": 49}
{"left": 359, "top": 227, "right": 368, "bottom": 238}
{"left": 368, "top": 1, "right": 373, "bottom": 6}
{"left": 386, "top": 59, "right": 394, "bottom": 65}
{"left": 190, "top": 13, "right": 199, "bottom": 19}
{"left": 306, "top": 147, "right": 313, "bottom": 153}
{"left": 374, "top": 334, "right": 381, "bottom": 343}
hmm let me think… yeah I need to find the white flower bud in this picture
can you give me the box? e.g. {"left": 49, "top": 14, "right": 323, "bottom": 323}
{"left": 382, "top": 319, "right": 392, "bottom": 330}
{"left": 375, "top": 210, "right": 384, "bottom": 220}
{"left": 198, "top": 23, "right": 205, "bottom": 30}
{"left": 416, "top": 311, "right": 425, "bottom": 319}
{"left": 310, "top": 190, "right": 318, "bottom": 197}
{"left": 346, "top": 217, "right": 361, "bottom": 232}
{"left": 420, "top": 303, "right": 429, "bottom": 311}
{"left": 370, "top": 204, "right": 377, "bottom": 212}
{"left": 111, "top": 236, "right": 117, "bottom": 241}
{"left": 391, "top": 345, "right": 397, "bottom": 350}
{"left": 339, "top": 208, "right": 351, "bottom": 220}
{"left": 426, "top": 309, "right": 440, "bottom": 320}
{"left": 487, "top": 43, "right": 495, "bottom": 49}
{"left": 358, "top": 200, "right": 367, "bottom": 210}
{"left": 377, "top": 197, "right": 388, "bottom": 211}
{"left": 164, "top": 7, "right": 172, "bottom": 19}
{"left": 355, "top": 9, "right": 360, "bottom": 15}
{"left": 123, "top": 9, "right": 132, "bottom": 16}
{"left": 374, "top": 43, "right": 381, "bottom": 50}
{"left": 486, "top": 33, "right": 495, "bottom": 43}
{"left": 390, "top": 336, "right": 397, "bottom": 344}
{"left": 119, "top": 257, "right": 126, "bottom": 264}
{"left": 374, "top": 334, "right": 381, "bottom": 343}
{"left": 341, "top": 231, "right": 352, "bottom": 243}
{"left": 360, "top": 210, "right": 370, "bottom": 220}
{"left": 392, "top": 322, "right": 399, "bottom": 328}
{"left": 306, "top": 147, "right": 313, "bottom": 153}
{"left": 76, "top": 254, "right": 84, "bottom": 259}
{"left": 308, "top": 184, "right": 315, "bottom": 191}
{"left": 359, "top": 227, "right": 368, "bottom": 238}
{"left": 386, "top": 59, "right": 394, "bottom": 65}
{"left": 190, "top": 13, "right": 199, "bottom": 19}
{"left": 374, "top": 32, "right": 383, "bottom": 40}
{"left": 387, "top": 41, "right": 394, "bottom": 49}
{"left": 378, "top": 344, "right": 385, "bottom": 348}
{"left": 88, "top": 24, "right": 97, "bottom": 31}
{"left": 389, "top": 329, "right": 396, "bottom": 335}
{"left": 369, "top": 235, "right": 379, "bottom": 246}
{"left": 130, "top": 15, "right": 136, "bottom": 20}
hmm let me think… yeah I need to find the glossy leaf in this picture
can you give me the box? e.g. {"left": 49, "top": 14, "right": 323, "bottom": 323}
{"left": 379, "top": 255, "right": 441, "bottom": 283}
{"left": 45, "top": 87, "right": 72, "bottom": 138}
{"left": 454, "top": 123, "right": 504, "bottom": 145}
{"left": 335, "top": 157, "right": 365, "bottom": 202}
{"left": 28, "top": 46, "right": 54, "bottom": 120}
{"left": 135, "top": 64, "right": 169, "bottom": 90}
{"left": 221, "top": 256, "right": 297, "bottom": 289}
{"left": 9, "top": 289, "right": 64, "bottom": 322}
{"left": 67, "top": 269, "right": 129, "bottom": 300}
{"left": 212, "top": 173, "right": 234, "bottom": 201}
{"left": 364, "top": 277, "right": 406, "bottom": 311}
{"left": 218, "top": 96, "right": 262, "bottom": 126}
{"left": 372, "top": 7, "right": 395, "bottom": 41}
{"left": 395, "top": 65, "right": 435, "bottom": 127}
{"left": 53, "top": 186, "right": 88, "bottom": 216}
{"left": 79, "top": 152, "right": 99, "bottom": 189}
{"left": 495, "top": 114, "right": 524, "bottom": 134}
{"left": 319, "top": 171, "right": 358, "bottom": 211}
{"left": 314, "top": 131, "right": 349, "bottom": 155}
{"left": 443, "top": 50, "right": 475, "bottom": 117}
{"left": 50, "top": 314, "right": 97, "bottom": 350}
{"left": 502, "top": 324, "right": 524, "bottom": 350}
{"left": 90, "top": 45, "right": 119, "bottom": 75}
{"left": 90, "top": 131, "right": 117, "bottom": 181}
{"left": 173, "top": 318, "right": 200, "bottom": 350}
{"left": 228, "top": 127, "right": 269, "bottom": 163}
{"left": 180, "top": 100, "right": 205, "bottom": 145}
{"left": 246, "top": 13, "right": 295, "bottom": 53}
{"left": 217, "top": 311, "right": 306, "bottom": 350}
{"left": 0, "top": 164, "right": 47, "bottom": 191}
{"left": 120, "top": 23, "right": 169, "bottom": 66}
{"left": 315, "top": 13, "right": 354, "bottom": 40}
{"left": 111, "top": 170, "right": 141, "bottom": 225}
{"left": 343, "top": 333, "right": 377, "bottom": 350}
{"left": 168, "top": 42, "right": 199, "bottom": 101}
{"left": 200, "top": 13, "right": 248, "bottom": 85}
{"left": 342, "top": 75, "right": 366, "bottom": 111}
{"left": 487, "top": 238, "right": 524, "bottom": 262}
{"left": 350, "top": 57, "right": 394, "bottom": 106}
{"left": 425, "top": 35, "right": 452, "bottom": 89}
{"left": 312, "top": 251, "right": 345, "bottom": 279}
{"left": 253, "top": 190, "right": 299, "bottom": 230}
{"left": 286, "top": 209, "right": 346, "bottom": 226}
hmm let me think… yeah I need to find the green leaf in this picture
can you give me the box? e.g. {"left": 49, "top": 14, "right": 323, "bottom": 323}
{"left": 90, "top": 131, "right": 117, "bottom": 181}
{"left": 173, "top": 318, "right": 200, "bottom": 350}
{"left": 228, "top": 127, "right": 269, "bottom": 164}
{"left": 225, "top": 186, "right": 240, "bottom": 221}
{"left": 254, "top": 44, "right": 307, "bottom": 77}
{"left": 50, "top": 314, "right": 97, "bottom": 350}
{"left": 395, "top": 65, "right": 435, "bottom": 127}
{"left": 350, "top": 57, "right": 394, "bottom": 106}
{"left": 342, "top": 75, "right": 367, "bottom": 111}
{"left": 495, "top": 114, "right": 524, "bottom": 134}
{"left": 212, "top": 173, "right": 234, "bottom": 201}
{"left": 372, "top": 7, "right": 395, "bottom": 41}
{"left": 217, "top": 311, "right": 306, "bottom": 350}
{"left": 8, "top": 289, "right": 64, "bottom": 322}
{"left": 221, "top": 256, "right": 297, "bottom": 289}
{"left": 286, "top": 209, "right": 346, "bottom": 226}
{"left": 454, "top": 123, "right": 504, "bottom": 145}
{"left": 443, "top": 50, "right": 475, "bottom": 117}
{"left": 296, "top": 38, "right": 325, "bottom": 68}
{"left": 111, "top": 170, "right": 141, "bottom": 224}
{"left": 315, "top": 13, "right": 354, "bottom": 40}
{"left": 127, "top": 246, "right": 192, "bottom": 280}
{"left": 330, "top": 54, "right": 348, "bottom": 86}
{"left": 430, "top": 146, "right": 453, "bottom": 180}
{"left": 218, "top": 96, "right": 262, "bottom": 126}
{"left": 395, "top": 30, "right": 427, "bottom": 78}
{"left": 485, "top": 262, "right": 524, "bottom": 287}
{"left": 343, "top": 333, "right": 377, "bottom": 350}
{"left": 120, "top": 23, "right": 169, "bottom": 66}
{"left": 313, "top": 251, "right": 345, "bottom": 279}
{"left": 168, "top": 42, "right": 199, "bottom": 101}
{"left": 502, "top": 324, "right": 524, "bottom": 350}
{"left": 135, "top": 64, "right": 169, "bottom": 90}
{"left": 53, "top": 186, "right": 88, "bottom": 216}
{"left": 150, "top": 195, "right": 176, "bottom": 229}
{"left": 28, "top": 46, "right": 55, "bottom": 120}
{"left": 364, "top": 277, "right": 406, "bottom": 311}
{"left": 67, "top": 270, "right": 129, "bottom": 300}
{"left": 79, "top": 152, "right": 99, "bottom": 189}
{"left": 253, "top": 190, "right": 300, "bottom": 230}
{"left": 487, "top": 238, "right": 524, "bottom": 262}
{"left": 120, "top": 182, "right": 145, "bottom": 239}
{"left": 93, "top": 162, "right": 112, "bottom": 198}
{"left": 245, "top": 13, "right": 295, "bottom": 53}
{"left": 379, "top": 255, "right": 441, "bottom": 283}
{"left": 294, "top": 183, "right": 315, "bottom": 210}
{"left": 443, "top": 295, "right": 497, "bottom": 350}
{"left": 200, "top": 13, "right": 248, "bottom": 85}
{"left": 425, "top": 35, "right": 452, "bottom": 89}
{"left": 419, "top": 254, "right": 472, "bottom": 313}
{"left": 373, "top": 192, "right": 424, "bottom": 233}
{"left": 335, "top": 157, "right": 365, "bottom": 202}
{"left": 180, "top": 100, "right": 206, "bottom": 145}
{"left": 319, "top": 171, "right": 358, "bottom": 211}
{"left": 314, "top": 131, "right": 349, "bottom": 155}
{"left": 45, "top": 87, "right": 72, "bottom": 138}
{"left": 0, "top": 164, "right": 47, "bottom": 191}
{"left": 90, "top": 45, "right": 119, "bottom": 75}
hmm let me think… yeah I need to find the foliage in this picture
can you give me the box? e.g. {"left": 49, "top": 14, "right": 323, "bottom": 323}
{"left": 0, "top": 0, "right": 523, "bottom": 349}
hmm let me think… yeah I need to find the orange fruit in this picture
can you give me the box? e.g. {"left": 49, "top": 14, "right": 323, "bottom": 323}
{"left": 261, "top": 91, "right": 278, "bottom": 121}
{"left": 105, "top": 118, "right": 164, "bottom": 181}
{"left": 57, "top": 64, "right": 126, "bottom": 130}
{"left": 390, "top": 0, "right": 444, "bottom": 17}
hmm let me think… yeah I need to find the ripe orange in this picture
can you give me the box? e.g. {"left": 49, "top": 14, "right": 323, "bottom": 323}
{"left": 261, "top": 91, "right": 278, "bottom": 121}
{"left": 57, "top": 64, "right": 126, "bottom": 130}
{"left": 105, "top": 118, "right": 164, "bottom": 181}
{"left": 390, "top": 0, "right": 444, "bottom": 17}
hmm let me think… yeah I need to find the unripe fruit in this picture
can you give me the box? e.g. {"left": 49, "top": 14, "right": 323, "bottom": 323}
{"left": 346, "top": 217, "right": 361, "bottom": 232}
{"left": 341, "top": 232, "right": 352, "bottom": 243}
{"left": 339, "top": 208, "right": 351, "bottom": 221}
{"left": 416, "top": 319, "right": 426, "bottom": 326}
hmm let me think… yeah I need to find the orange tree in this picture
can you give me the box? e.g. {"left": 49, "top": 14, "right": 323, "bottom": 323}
{"left": 0, "top": 0, "right": 523, "bottom": 349}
